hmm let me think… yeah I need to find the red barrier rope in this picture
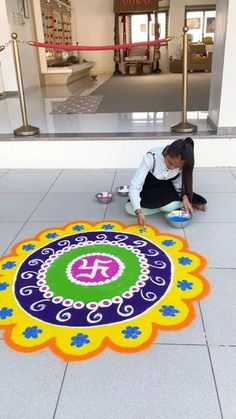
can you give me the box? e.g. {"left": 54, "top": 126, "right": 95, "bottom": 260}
{"left": 28, "top": 38, "right": 171, "bottom": 51}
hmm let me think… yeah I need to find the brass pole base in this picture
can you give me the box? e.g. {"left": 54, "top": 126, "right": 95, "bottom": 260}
{"left": 171, "top": 122, "right": 197, "bottom": 133}
{"left": 13, "top": 125, "right": 40, "bottom": 137}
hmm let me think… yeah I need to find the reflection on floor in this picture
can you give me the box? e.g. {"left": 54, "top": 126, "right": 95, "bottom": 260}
{"left": 0, "top": 73, "right": 213, "bottom": 135}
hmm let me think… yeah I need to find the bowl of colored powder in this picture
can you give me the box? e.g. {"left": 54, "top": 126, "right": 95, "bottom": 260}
{"left": 165, "top": 210, "right": 192, "bottom": 229}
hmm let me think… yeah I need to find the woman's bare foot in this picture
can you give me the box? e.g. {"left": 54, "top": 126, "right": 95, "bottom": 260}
{"left": 192, "top": 203, "right": 207, "bottom": 211}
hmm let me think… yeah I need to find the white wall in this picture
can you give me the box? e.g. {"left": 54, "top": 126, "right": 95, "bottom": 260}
{"left": 168, "top": 0, "right": 215, "bottom": 57}
{"left": 208, "top": 0, "right": 227, "bottom": 128}
{"left": 0, "top": 137, "right": 236, "bottom": 169}
{"left": 0, "top": 64, "right": 4, "bottom": 93}
{"left": 6, "top": 0, "right": 40, "bottom": 89}
{"left": 71, "top": 0, "right": 114, "bottom": 74}
{"left": 0, "top": 0, "right": 40, "bottom": 91}
{"left": 0, "top": 0, "right": 17, "bottom": 91}
{"left": 218, "top": 0, "right": 236, "bottom": 128}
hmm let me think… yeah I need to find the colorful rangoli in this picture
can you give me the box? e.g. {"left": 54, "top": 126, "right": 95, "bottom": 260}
{"left": 0, "top": 221, "right": 209, "bottom": 361}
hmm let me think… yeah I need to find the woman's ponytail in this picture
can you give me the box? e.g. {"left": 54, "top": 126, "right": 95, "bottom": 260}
{"left": 182, "top": 137, "right": 194, "bottom": 202}
{"left": 184, "top": 137, "right": 194, "bottom": 149}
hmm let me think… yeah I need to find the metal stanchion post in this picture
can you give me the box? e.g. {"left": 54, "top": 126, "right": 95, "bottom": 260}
{"left": 11, "top": 33, "right": 39, "bottom": 136}
{"left": 171, "top": 27, "right": 197, "bottom": 133}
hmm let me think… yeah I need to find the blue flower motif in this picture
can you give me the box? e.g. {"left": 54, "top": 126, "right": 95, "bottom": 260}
{"left": 70, "top": 333, "right": 90, "bottom": 348}
{"left": 162, "top": 240, "right": 176, "bottom": 247}
{"left": 159, "top": 305, "right": 180, "bottom": 317}
{"left": 0, "top": 282, "right": 9, "bottom": 291}
{"left": 177, "top": 280, "right": 193, "bottom": 291}
{"left": 101, "top": 224, "right": 114, "bottom": 230}
{"left": 122, "top": 326, "right": 142, "bottom": 339}
{"left": 23, "top": 326, "right": 43, "bottom": 339}
{"left": 22, "top": 244, "right": 35, "bottom": 251}
{"left": 0, "top": 307, "right": 13, "bottom": 320}
{"left": 139, "top": 228, "right": 147, "bottom": 233}
{"left": 46, "top": 233, "right": 58, "bottom": 239}
{"left": 72, "top": 225, "right": 85, "bottom": 232}
{"left": 178, "top": 257, "right": 193, "bottom": 266}
{"left": 2, "top": 261, "right": 16, "bottom": 270}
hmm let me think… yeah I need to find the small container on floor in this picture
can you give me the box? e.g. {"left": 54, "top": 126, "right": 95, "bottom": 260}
{"left": 95, "top": 192, "right": 114, "bottom": 204}
{"left": 116, "top": 185, "right": 129, "bottom": 197}
{"left": 165, "top": 210, "right": 192, "bottom": 229}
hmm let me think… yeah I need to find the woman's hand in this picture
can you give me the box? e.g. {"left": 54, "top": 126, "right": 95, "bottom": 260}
{"left": 135, "top": 210, "right": 146, "bottom": 226}
{"left": 182, "top": 195, "right": 193, "bottom": 215}
{"left": 137, "top": 212, "right": 146, "bottom": 226}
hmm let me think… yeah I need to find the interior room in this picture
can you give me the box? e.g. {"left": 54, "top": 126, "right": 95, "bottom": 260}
{"left": 0, "top": 0, "right": 217, "bottom": 135}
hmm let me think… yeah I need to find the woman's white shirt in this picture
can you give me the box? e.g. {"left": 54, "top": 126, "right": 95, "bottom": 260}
{"left": 129, "top": 146, "right": 182, "bottom": 211}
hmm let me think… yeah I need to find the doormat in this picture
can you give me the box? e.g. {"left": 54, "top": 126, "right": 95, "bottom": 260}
{"left": 51, "top": 94, "right": 103, "bottom": 114}
{"left": 0, "top": 221, "right": 209, "bottom": 361}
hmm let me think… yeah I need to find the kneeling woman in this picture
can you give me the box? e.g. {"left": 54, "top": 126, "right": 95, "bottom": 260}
{"left": 125, "top": 137, "right": 207, "bottom": 226}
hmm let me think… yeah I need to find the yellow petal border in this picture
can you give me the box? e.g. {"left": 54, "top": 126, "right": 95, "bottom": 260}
{"left": 0, "top": 220, "right": 209, "bottom": 361}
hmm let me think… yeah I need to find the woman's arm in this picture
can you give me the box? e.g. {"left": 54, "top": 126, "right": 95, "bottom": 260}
{"left": 128, "top": 155, "right": 152, "bottom": 212}
{"left": 172, "top": 172, "right": 193, "bottom": 214}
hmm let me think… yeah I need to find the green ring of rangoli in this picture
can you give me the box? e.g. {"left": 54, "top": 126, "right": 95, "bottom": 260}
{"left": 45, "top": 244, "right": 142, "bottom": 303}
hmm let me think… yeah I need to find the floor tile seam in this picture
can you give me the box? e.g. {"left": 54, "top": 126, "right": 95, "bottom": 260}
{"left": 52, "top": 362, "right": 69, "bottom": 419}
{"left": 21, "top": 219, "right": 236, "bottom": 225}
{"left": 5, "top": 170, "right": 63, "bottom": 173}
{"left": 26, "top": 169, "right": 65, "bottom": 221}
{"left": 0, "top": 172, "right": 65, "bottom": 195}
{"left": 0, "top": 337, "right": 235, "bottom": 347}
{"left": 23, "top": 219, "right": 96, "bottom": 223}
{"left": 46, "top": 169, "right": 65, "bottom": 193}
{"left": 4, "top": 220, "right": 236, "bottom": 229}
{"left": 1, "top": 220, "right": 39, "bottom": 256}
{"left": 103, "top": 170, "right": 118, "bottom": 221}
{"left": 0, "top": 170, "right": 10, "bottom": 181}
{"left": 2, "top": 171, "right": 64, "bottom": 256}
{"left": 0, "top": 192, "right": 58, "bottom": 195}
{"left": 206, "top": 267, "right": 236, "bottom": 270}
{"left": 229, "top": 168, "right": 236, "bottom": 180}
{"left": 206, "top": 266, "right": 236, "bottom": 272}
{"left": 198, "top": 302, "right": 224, "bottom": 419}
{"left": 155, "top": 342, "right": 236, "bottom": 348}
{"left": 0, "top": 221, "right": 25, "bottom": 224}
{"left": 0, "top": 191, "right": 231, "bottom": 196}
{"left": 186, "top": 221, "right": 236, "bottom": 224}
{"left": 0, "top": 190, "right": 118, "bottom": 195}
{"left": 153, "top": 342, "right": 206, "bottom": 347}
{"left": 206, "top": 345, "right": 224, "bottom": 419}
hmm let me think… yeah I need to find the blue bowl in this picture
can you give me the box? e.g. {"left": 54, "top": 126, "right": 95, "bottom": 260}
{"left": 165, "top": 210, "right": 192, "bottom": 229}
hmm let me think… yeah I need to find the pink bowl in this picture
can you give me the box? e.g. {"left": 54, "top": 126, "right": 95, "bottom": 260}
{"left": 95, "top": 192, "right": 114, "bottom": 204}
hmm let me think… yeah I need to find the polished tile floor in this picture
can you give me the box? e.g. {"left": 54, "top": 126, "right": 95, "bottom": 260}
{"left": 0, "top": 74, "right": 213, "bottom": 135}
{"left": 0, "top": 167, "right": 236, "bottom": 419}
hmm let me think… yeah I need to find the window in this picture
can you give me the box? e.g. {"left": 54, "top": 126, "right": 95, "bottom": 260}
{"left": 131, "top": 11, "right": 168, "bottom": 43}
{"left": 186, "top": 9, "right": 216, "bottom": 43}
